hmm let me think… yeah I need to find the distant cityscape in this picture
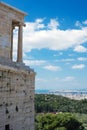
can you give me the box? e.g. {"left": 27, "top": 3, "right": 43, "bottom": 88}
{"left": 35, "top": 89, "right": 87, "bottom": 100}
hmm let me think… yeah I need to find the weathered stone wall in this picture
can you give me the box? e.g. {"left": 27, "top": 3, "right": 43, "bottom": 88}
{"left": 0, "top": 2, "right": 35, "bottom": 130}
{"left": 0, "top": 65, "right": 35, "bottom": 130}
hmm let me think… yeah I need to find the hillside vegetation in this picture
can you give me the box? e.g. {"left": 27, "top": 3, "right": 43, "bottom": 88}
{"left": 35, "top": 113, "right": 84, "bottom": 130}
{"left": 35, "top": 94, "right": 87, "bottom": 113}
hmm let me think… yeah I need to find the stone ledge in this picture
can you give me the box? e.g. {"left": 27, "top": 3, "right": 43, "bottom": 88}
{"left": 0, "top": 57, "right": 35, "bottom": 72}
{"left": 0, "top": 64, "right": 35, "bottom": 75}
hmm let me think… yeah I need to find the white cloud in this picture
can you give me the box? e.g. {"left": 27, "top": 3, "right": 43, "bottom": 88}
{"left": 61, "top": 58, "right": 75, "bottom": 62}
{"left": 24, "top": 22, "right": 87, "bottom": 51}
{"left": 24, "top": 60, "right": 46, "bottom": 66}
{"left": 75, "top": 20, "right": 87, "bottom": 27}
{"left": 75, "top": 21, "right": 82, "bottom": 27}
{"left": 13, "top": 19, "right": 87, "bottom": 56}
{"left": 72, "top": 64, "right": 85, "bottom": 69}
{"left": 62, "top": 76, "right": 75, "bottom": 82}
{"left": 74, "top": 45, "right": 87, "bottom": 53}
{"left": 54, "top": 76, "right": 75, "bottom": 82}
{"left": 48, "top": 19, "right": 59, "bottom": 30}
{"left": 78, "top": 57, "right": 87, "bottom": 61}
{"left": 55, "top": 58, "right": 75, "bottom": 63}
{"left": 23, "top": 53, "right": 33, "bottom": 60}
{"left": 83, "top": 20, "right": 87, "bottom": 25}
{"left": 25, "top": 18, "right": 45, "bottom": 32}
{"left": 36, "top": 18, "right": 44, "bottom": 23}
{"left": 43, "top": 65, "right": 62, "bottom": 71}
{"left": 36, "top": 78, "right": 47, "bottom": 82}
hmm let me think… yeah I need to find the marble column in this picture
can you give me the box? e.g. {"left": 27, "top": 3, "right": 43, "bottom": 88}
{"left": 17, "top": 24, "right": 23, "bottom": 62}
{"left": 11, "top": 26, "right": 14, "bottom": 61}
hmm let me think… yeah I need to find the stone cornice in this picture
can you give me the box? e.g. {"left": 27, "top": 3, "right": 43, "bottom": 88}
{"left": 0, "top": 1, "right": 27, "bottom": 16}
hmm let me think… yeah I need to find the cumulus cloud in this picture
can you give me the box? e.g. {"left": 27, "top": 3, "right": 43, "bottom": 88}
{"left": 74, "top": 45, "right": 87, "bottom": 53}
{"left": 13, "top": 18, "right": 87, "bottom": 57}
{"left": 43, "top": 65, "right": 62, "bottom": 71}
{"left": 48, "top": 19, "right": 59, "bottom": 29}
{"left": 72, "top": 64, "right": 85, "bottom": 69}
{"left": 24, "top": 26, "right": 87, "bottom": 51}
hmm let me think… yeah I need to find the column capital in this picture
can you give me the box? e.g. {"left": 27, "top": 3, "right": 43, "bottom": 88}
{"left": 19, "top": 22, "right": 26, "bottom": 27}
{"left": 12, "top": 26, "right": 15, "bottom": 30}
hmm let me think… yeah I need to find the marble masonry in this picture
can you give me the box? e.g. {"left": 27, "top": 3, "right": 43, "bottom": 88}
{"left": 0, "top": 2, "right": 35, "bottom": 130}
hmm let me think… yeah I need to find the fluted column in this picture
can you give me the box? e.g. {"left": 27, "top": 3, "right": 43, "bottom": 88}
{"left": 17, "top": 24, "right": 23, "bottom": 62}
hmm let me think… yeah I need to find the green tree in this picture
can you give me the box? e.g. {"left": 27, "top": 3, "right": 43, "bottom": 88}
{"left": 35, "top": 94, "right": 87, "bottom": 114}
{"left": 35, "top": 113, "right": 84, "bottom": 130}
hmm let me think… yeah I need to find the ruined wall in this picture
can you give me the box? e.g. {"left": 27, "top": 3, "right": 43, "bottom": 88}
{"left": 0, "top": 65, "right": 35, "bottom": 130}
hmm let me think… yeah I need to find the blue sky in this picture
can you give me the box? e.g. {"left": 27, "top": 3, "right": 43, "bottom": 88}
{"left": 2, "top": 0, "right": 87, "bottom": 90}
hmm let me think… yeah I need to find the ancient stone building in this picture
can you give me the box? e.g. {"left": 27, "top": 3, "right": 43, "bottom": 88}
{"left": 0, "top": 2, "right": 35, "bottom": 130}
